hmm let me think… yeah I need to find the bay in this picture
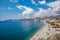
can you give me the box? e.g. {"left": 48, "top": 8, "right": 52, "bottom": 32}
{"left": 0, "top": 21, "right": 43, "bottom": 40}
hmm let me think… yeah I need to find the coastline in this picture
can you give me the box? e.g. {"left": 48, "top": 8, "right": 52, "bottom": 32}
{"left": 30, "top": 20, "right": 48, "bottom": 40}
{"left": 26, "top": 21, "right": 44, "bottom": 40}
{"left": 30, "top": 20, "right": 55, "bottom": 40}
{"left": 30, "top": 20, "right": 60, "bottom": 40}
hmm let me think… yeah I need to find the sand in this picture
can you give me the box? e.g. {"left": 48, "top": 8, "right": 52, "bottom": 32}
{"left": 30, "top": 20, "right": 60, "bottom": 40}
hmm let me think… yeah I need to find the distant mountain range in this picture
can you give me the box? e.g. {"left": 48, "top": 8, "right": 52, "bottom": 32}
{"left": 0, "top": 15, "right": 60, "bottom": 22}
{"left": 43, "top": 15, "right": 60, "bottom": 20}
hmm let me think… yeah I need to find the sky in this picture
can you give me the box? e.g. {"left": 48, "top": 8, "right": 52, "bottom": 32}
{"left": 0, "top": 0, "right": 60, "bottom": 21}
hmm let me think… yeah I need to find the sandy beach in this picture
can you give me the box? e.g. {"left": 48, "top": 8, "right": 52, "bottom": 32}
{"left": 30, "top": 21, "right": 48, "bottom": 40}
{"left": 30, "top": 20, "right": 60, "bottom": 40}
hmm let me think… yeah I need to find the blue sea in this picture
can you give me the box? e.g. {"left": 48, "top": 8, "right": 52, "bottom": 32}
{"left": 0, "top": 20, "right": 43, "bottom": 40}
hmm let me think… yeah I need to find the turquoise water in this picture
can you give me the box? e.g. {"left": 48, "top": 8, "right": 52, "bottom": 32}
{"left": 0, "top": 21, "right": 43, "bottom": 40}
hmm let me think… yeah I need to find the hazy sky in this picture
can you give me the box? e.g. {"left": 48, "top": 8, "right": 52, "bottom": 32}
{"left": 0, "top": 0, "right": 60, "bottom": 20}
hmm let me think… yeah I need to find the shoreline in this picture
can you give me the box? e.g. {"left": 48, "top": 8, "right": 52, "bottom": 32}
{"left": 26, "top": 21, "right": 44, "bottom": 40}
{"left": 30, "top": 20, "right": 60, "bottom": 40}
{"left": 30, "top": 20, "right": 48, "bottom": 40}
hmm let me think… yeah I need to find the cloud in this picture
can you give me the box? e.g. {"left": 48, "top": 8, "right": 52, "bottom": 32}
{"left": 10, "top": 0, "right": 18, "bottom": 2}
{"left": 56, "top": 0, "right": 60, "bottom": 1}
{"left": 1, "top": 0, "right": 60, "bottom": 21}
{"left": 8, "top": 7, "right": 14, "bottom": 10}
{"left": 31, "top": 0, "right": 38, "bottom": 6}
{"left": 35, "top": 8, "right": 51, "bottom": 17}
{"left": 47, "top": 1, "right": 60, "bottom": 15}
{"left": 16, "top": 5, "right": 24, "bottom": 10}
{"left": 35, "top": 0, "right": 60, "bottom": 17}
{"left": 39, "top": 1, "right": 46, "bottom": 4}
{"left": 47, "top": 1, "right": 60, "bottom": 8}
{"left": 16, "top": 0, "right": 60, "bottom": 19}
{"left": 31, "top": 0, "right": 36, "bottom": 4}
{"left": 16, "top": 5, "right": 34, "bottom": 18}
{"left": 0, "top": 5, "right": 34, "bottom": 21}
{"left": 0, "top": 14, "right": 22, "bottom": 21}
{"left": 35, "top": 8, "right": 58, "bottom": 18}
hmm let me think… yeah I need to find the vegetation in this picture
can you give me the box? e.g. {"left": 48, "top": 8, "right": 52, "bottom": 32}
{"left": 47, "top": 33, "right": 60, "bottom": 40}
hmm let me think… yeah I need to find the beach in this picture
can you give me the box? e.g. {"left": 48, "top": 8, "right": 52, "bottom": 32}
{"left": 30, "top": 20, "right": 60, "bottom": 40}
{"left": 30, "top": 21, "right": 48, "bottom": 40}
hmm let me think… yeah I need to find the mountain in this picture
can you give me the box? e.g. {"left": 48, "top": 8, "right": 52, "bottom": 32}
{"left": 43, "top": 15, "right": 60, "bottom": 20}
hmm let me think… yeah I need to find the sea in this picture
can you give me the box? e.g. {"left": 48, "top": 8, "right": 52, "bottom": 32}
{"left": 0, "top": 20, "right": 43, "bottom": 40}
